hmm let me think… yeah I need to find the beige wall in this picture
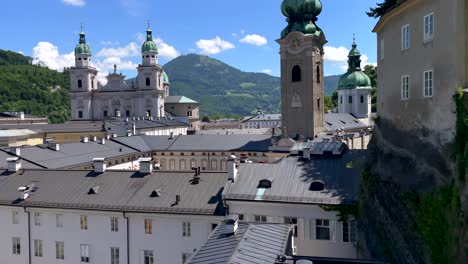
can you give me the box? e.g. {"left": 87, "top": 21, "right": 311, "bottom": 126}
{"left": 165, "top": 102, "right": 200, "bottom": 130}
{"left": 375, "top": 0, "right": 466, "bottom": 142}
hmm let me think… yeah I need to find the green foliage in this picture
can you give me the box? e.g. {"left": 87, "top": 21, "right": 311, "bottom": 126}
{"left": 452, "top": 88, "right": 468, "bottom": 181}
{"left": 164, "top": 54, "right": 338, "bottom": 117}
{"left": 367, "top": 0, "right": 398, "bottom": 18}
{"left": 363, "top": 65, "right": 378, "bottom": 113}
{"left": 320, "top": 204, "right": 359, "bottom": 222}
{"left": 0, "top": 49, "right": 71, "bottom": 123}
{"left": 324, "top": 96, "right": 334, "bottom": 112}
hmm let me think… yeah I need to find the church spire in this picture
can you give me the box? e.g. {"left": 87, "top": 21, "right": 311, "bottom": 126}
{"left": 347, "top": 36, "right": 362, "bottom": 72}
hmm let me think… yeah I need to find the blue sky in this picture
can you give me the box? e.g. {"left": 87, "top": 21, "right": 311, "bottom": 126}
{"left": 1, "top": 0, "right": 380, "bottom": 81}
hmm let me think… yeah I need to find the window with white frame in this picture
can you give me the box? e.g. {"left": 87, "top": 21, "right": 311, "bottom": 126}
{"left": 401, "top": 76, "right": 410, "bottom": 100}
{"left": 424, "top": 13, "right": 434, "bottom": 42}
{"left": 182, "top": 222, "right": 191, "bottom": 237}
{"left": 254, "top": 215, "right": 267, "bottom": 223}
{"left": 144, "top": 250, "right": 154, "bottom": 264}
{"left": 144, "top": 219, "right": 153, "bottom": 234}
{"left": 211, "top": 159, "right": 217, "bottom": 170}
{"left": 182, "top": 253, "right": 192, "bottom": 263}
{"left": 12, "top": 237, "right": 21, "bottom": 255}
{"left": 56, "top": 214, "right": 63, "bottom": 228}
{"left": 12, "top": 211, "right": 19, "bottom": 225}
{"left": 34, "top": 212, "right": 41, "bottom": 226}
{"left": 80, "top": 215, "right": 88, "bottom": 230}
{"left": 343, "top": 222, "right": 357, "bottom": 242}
{"left": 111, "top": 247, "right": 120, "bottom": 264}
{"left": 56, "top": 241, "right": 64, "bottom": 260}
{"left": 424, "top": 70, "right": 434, "bottom": 97}
{"left": 80, "top": 244, "right": 89, "bottom": 263}
{"left": 34, "top": 239, "right": 43, "bottom": 257}
{"left": 111, "top": 217, "right": 119, "bottom": 232}
{"left": 401, "top": 24, "right": 410, "bottom": 50}
{"left": 315, "top": 219, "right": 331, "bottom": 240}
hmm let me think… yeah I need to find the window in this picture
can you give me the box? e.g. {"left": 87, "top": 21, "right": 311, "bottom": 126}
{"left": 254, "top": 215, "right": 267, "bottom": 222}
{"left": 316, "top": 65, "right": 321, "bottom": 83}
{"left": 201, "top": 160, "right": 208, "bottom": 170}
{"left": 80, "top": 244, "right": 89, "bottom": 263}
{"left": 146, "top": 110, "right": 151, "bottom": 117}
{"left": 103, "top": 110, "right": 108, "bottom": 117}
{"left": 309, "top": 181, "right": 325, "bottom": 191}
{"left": 144, "top": 219, "right": 153, "bottom": 234}
{"left": 80, "top": 215, "right": 88, "bottom": 230}
{"left": 211, "top": 160, "right": 217, "bottom": 170}
{"left": 126, "top": 110, "right": 130, "bottom": 117}
{"left": 182, "top": 222, "right": 191, "bottom": 237}
{"left": 34, "top": 239, "right": 43, "bottom": 257}
{"left": 111, "top": 217, "right": 118, "bottom": 232}
{"left": 12, "top": 211, "right": 19, "bottom": 225}
{"left": 238, "top": 214, "right": 244, "bottom": 221}
{"left": 56, "top": 214, "right": 63, "bottom": 228}
{"left": 182, "top": 253, "right": 192, "bottom": 263}
{"left": 56, "top": 241, "right": 64, "bottom": 260}
{"left": 292, "top": 65, "right": 302, "bottom": 82}
{"left": 424, "top": 13, "right": 434, "bottom": 42}
{"left": 146, "top": 77, "right": 151, "bottom": 86}
{"left": 401, "top": 76, "right": 410, "bottom": 100}
{"left": 187, "top": 110, "right": 193, "bottom": 117}
{"left": 360, "top": 95, "right": 364, "bottom": 103}
{"left": 258, "top": 179, "right": 272, "bottom": 189}
{"left": 12, "top": 237, "right": 20, "bottom": 255}
{"left": 144, "top": 250, "right": 154, "bottom": 264}
{"left": 316, "top": 219, "right": 331, "bottom": 240}
{"left": 78, "top": 111, "right": 83, "bottom": 119}
{"left": 34, "top": 212, "right": 41, "bottom": 226}
{"left": 401, "top": 24, "right": 410, "bottom": 50}
{"left": 91, "top": 81, "right": 94, "bottom": 89}
{"left": 424, "top": 70, "right": 433, "bottom": 97}
{"left": 180, "top": 160, "right": 186, "bottom": 171}
{"left": 380, "top": 38, "right": 384, "bottom": 60}
{"left": 111, "top": 247, "right": 120, "bottom": 264}
{"left": 78, "top": 79, "right": 83, "bottom": 88}
{"left": 348, "top": 96, "right": 353, "bottom": 104}
{"left": 343, "top": 222, "right": 357, "bottom": 242}
{"left": 340, "top": 96, "right": 343, "bottom": 105}
{"left": 317, "top": 98, "right": 320, "bottom": 110}
{"left": 284, "top": 217, "right": 298, "bottom": 237}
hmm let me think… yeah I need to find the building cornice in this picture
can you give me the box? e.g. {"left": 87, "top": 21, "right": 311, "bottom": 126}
{"left": 373, "top": 0, "right": 420, "bottom": 33}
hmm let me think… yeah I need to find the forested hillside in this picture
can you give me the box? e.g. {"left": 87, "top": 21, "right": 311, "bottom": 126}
{"left": 0, "top": 49, "right": 71, "bottom": 123}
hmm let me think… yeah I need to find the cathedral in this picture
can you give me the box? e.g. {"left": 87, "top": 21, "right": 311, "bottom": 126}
{"left": 70, "top": 24, "right": 184, "bottom": 123}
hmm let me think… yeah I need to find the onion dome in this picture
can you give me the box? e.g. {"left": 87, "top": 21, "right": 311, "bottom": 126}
{"left": 141, "top": 23, "right": 158, "bottom": 53}
{"left": 304, "top": 21, "right": 317, "bottom": 34}
{"left": 162, "top": 71, "right": 170, "bottom": 84}
{"left": 280, "top": 0, "right": 323, "bottom": 38}
{"left": 302, "top": 0, "right": 322, "bottom": 18}
{"left": 74, "top": 30, "right": 91, "bottom": 55}
{"left": 337, "top": 40, "right": 372, "bottom": 90}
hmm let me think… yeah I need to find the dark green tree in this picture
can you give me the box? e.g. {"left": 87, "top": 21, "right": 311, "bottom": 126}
{"left": 363, "top": 65, "right": 378, "bottom": 112}
{"left": 367, "top": 0, "right": 397, "bottom": 18}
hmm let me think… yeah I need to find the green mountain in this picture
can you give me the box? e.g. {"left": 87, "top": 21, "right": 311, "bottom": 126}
{"left": 0, "top": 49, "right": 71, "bottom": 123}
{"left": 164, "top": 54, "right": 341, "bottom": 117}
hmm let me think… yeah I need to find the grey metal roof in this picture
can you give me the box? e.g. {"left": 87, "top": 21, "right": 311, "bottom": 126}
{"left": 242, "top": 114, "right": 282, "bottom": 123}
{"left": 0, "top": 150, "right": 43, "bottom": 169}
{"left": 187, "top": 222, "right": 291, "bottom": 264}
{"left": 114, "top": 135, "right": 272, "bottom": 152}
{"left": 13, "top": 140, "right": 138, "bottom": 169}
{"left": 0, "top": 169, "right": 227, "bottom": 215}
{"left": 224, "top": 150, "right": 366, "bottom": 205}
{"left": 290, "top": 142, "right": 347, "bottom": 155}
{"left": 324, "top": 113, "right": 370, "bottom": 131}
{"left": 0, "top": 121, "right": 104, "bottom": 133}
{"left": 106, "top": 118, "right": 188, "bottom": 130}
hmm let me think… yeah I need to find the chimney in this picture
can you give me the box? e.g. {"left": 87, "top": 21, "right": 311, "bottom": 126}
{"left": 281, "top": 127, "right": 288, "bottom": 138}
{"left": 20, "top": 112, "right": 25, "bottom": 120}
{"left": 127, "top": 132, "right": 132, "bottom": 137}
{"left": 139, "top": 157, "right": 153, "bottom": 174}
{"left": 175, "top": 194, "right": 181, "bottom": 205}
{"left": 10, "top": 147, "right": 21, "bottom": 156}
{"left": 93, "top": 158, "right": 106, "bottom": 173}
{"left": 169, "top": 132, "right": 174, "bottom": 139}
{"left": 106, "top": 134, "right": 111, "bottom": 140}
{"left": 7, "top": 157, "right": 21, "bottom": 172}
{"left": 49, "top": 143, "right": 60, "bottom": 151}
{"left": 92, "top": 136, "right": 97, "bottom": 142}
{"left": 303, "top": 147, "right": 311, "bottom": 160}
{"left": 224, "top": 219, "right": 238, "bottom": 234}
{"left": 100, "top": 138, "right": 106, "bottom": 145}
{"left": 227, "top": 155, "right": 238, "bottom": 182}
{"left": 112, "top": 133, "right": 117, "bottom": 138}
{"left": 125, "top": 117, "right": 129, "bottom": 122}
{"left": 132, "top": 123, "right": 136, "bottom": 135}
{"left": 116, "top": 111, "right": 121, "bottom": 117}
{"left": 81, "top": 136, "right": 89, "bottom": 143}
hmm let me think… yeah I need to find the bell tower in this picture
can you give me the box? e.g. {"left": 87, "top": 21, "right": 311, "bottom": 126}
{"left": 277, "top": 0, "right": 327, "bottom": 140}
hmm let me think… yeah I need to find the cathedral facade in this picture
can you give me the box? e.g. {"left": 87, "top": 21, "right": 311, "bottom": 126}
{"left": 70, "top": 25, "right": 166, "bottom": 121}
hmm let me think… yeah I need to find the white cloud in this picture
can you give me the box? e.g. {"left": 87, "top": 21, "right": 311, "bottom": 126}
{"left": 32, "top": 42, "right": 74, "bottom": 71}
{"left": 324, "top": 45, "right": 376, "bottom": 71}
{"left": 100, "top": 40, "right": 120, "bottom": 46}
{"left": 239, "top": 34, "right": 268, "bottom": 46}
{"left": 62, "top": 0, "right": 86, "bottom": 7}
{"left": 154, "top": 38, "right": 180, "bottom": 60}
{"left": 18, "top": 51, "right": 24, "bottom": 55}
{"left": 96, "top": 42, "right": 139, "bottom": 58}
{"left": 196, "top": 36, "right": 235, "bottom": 55}
{"left": 262, "top": 69, "right": 272, "bottom": 74}
{"left": 93, "top": 57, "right": 138, "bottom": 84}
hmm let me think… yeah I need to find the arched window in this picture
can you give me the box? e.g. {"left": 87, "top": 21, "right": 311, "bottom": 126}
{"left": 78, "top": 79, "right": 82, "bottom": 88}
{"left": 146, "top": 77, "right": 151, "bottom": 86}
{"left": 126, "top": 110, "right": 130, "bottom": 117}
{"left": 146, "top": 110, "right": 151, "bottom": 117}
{"left": 114, "top": 109, "right": 120, "bottom": 117}
{"left": 340, "top": 96, "right": 343, "bottom": 104}
{"left": 292, "top": 65, "right": 301, "bottom": 82}
{"left": 78, "top": 111, "right": 83, "bottom": 119}
{"left": 309, "top": 181, "right": 325, "bottom": 191}
{"left": 258, "top": 179, "right": 272, "bottom": 189}
{"left": 180, "top": 160, "right": 186, "bottom": 171}
{"left": 91, "top": 81, "right": 94, "bottom": 89}
{"left": 348, "top": 96, "right": 353, "bottom": 104}
{"left": 169, "top": 159, "right": 176, "bottom": 170}
{"left": 317, "top": 98, "right": 321, "bottom": 110}
{"left": 103, "top": 111, "right": 108, "bottom": 117}
{"left": 316, "top": 65, "right": 321, "bottom": 83}
{"left": 360, "top": 95, "right": 364, "bottom": 103}
{"left": 190, "top": 159, "right": 197, "bottom": 169}
{"left": 211, "top": 160, "right": 218, "bottom": 170}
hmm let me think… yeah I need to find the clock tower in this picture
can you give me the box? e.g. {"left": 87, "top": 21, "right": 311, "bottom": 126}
{"left": 277, "top": 0, "right": 327, "bottom": 140}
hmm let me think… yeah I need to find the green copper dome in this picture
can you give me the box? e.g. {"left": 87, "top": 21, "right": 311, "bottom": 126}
{"left": 304, "top": 21, "right": 317, "bottom": 34}
{"left": 280, "top": 0, "right": 324, "bottom": 38}
{"left": 141, "top": 26, "right": 158, "bottom": 53}
{"left": 162, "top": 71, "right": 170, "bottom": 84}
{"left": 337, "top": 40, "right": 371, "bottom": 90}
{"left": 74, "top": 31, "right": 91, "bottom": 55}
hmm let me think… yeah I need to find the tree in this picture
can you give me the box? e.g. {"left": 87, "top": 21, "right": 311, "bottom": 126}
{"left": 324, "top": 96, "right": 334, "bottom": 113}
{"left": 201, "top": 116, "right": 211, "bottom": 123}
{"left": 367, "top": 0, "right": 397, "bottom": 18}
